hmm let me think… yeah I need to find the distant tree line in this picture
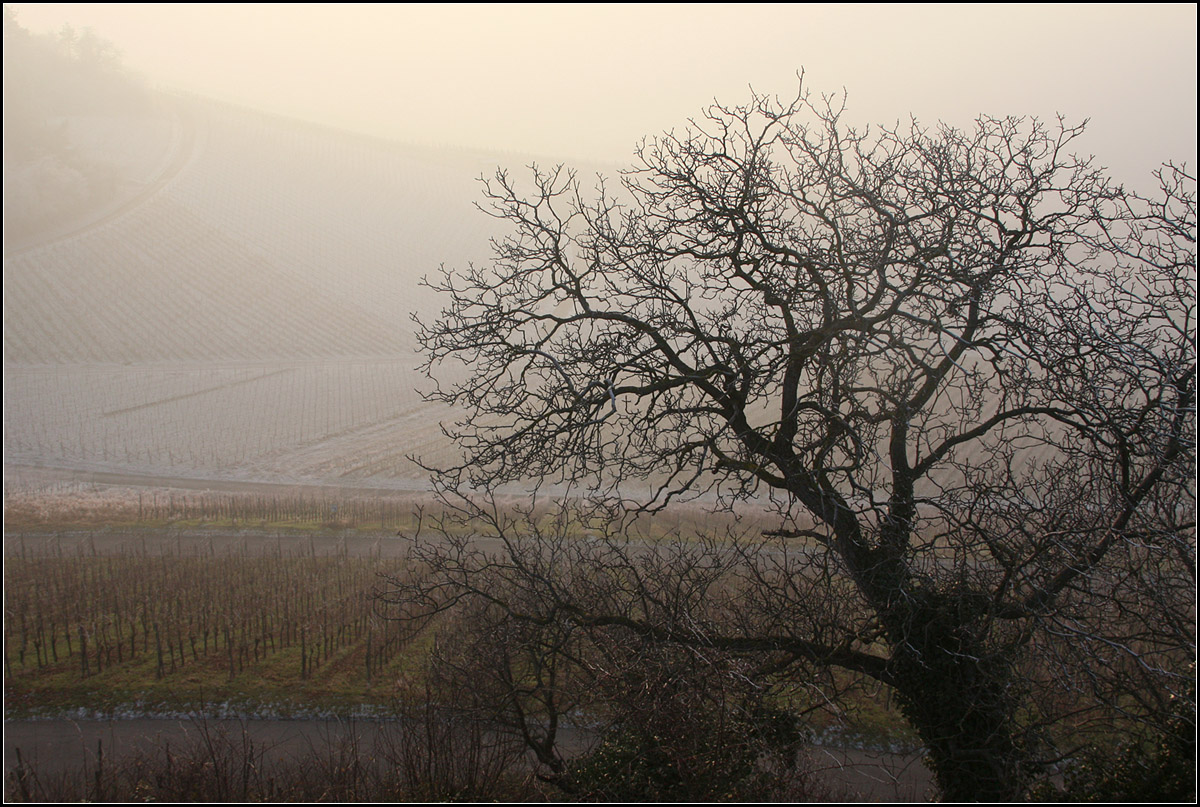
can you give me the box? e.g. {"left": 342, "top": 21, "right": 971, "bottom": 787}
{"left": 3, "top": 7, "right": 154, "bottom": 241}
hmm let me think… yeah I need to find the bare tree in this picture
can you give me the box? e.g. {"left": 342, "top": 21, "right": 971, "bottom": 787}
{"left": 392, "top": 81, "right": 1195, "bottom": 801}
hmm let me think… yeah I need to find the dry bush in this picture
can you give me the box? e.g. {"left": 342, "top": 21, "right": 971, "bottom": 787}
{"left": 386, "top": 507, "right": 859, "bottom": 801}
{"left": 4, "top": 714, "right": 541, "bottom": 802}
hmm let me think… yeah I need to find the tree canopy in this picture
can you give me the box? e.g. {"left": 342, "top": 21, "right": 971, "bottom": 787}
{"left": 399, "top": 81, "right": 1196, "bottom": 801}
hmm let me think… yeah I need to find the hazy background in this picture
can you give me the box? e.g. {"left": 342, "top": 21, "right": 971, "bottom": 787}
{"left": 3, "top": 2, "right": 1197, "bottom": 493}
{"left": 7, "top": 3, "right": 1197, "bottom": 185}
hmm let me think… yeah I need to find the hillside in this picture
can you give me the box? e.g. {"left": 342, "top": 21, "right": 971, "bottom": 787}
{"left": 3, "top": 95, "right": 544, "bottom": 487}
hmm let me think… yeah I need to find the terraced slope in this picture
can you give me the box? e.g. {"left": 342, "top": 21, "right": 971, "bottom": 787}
{"left": 4, "top": 97, "right": 506, "bottom": 363}
{"left": 4, "top": 95, "right": 515, "bottom": 486}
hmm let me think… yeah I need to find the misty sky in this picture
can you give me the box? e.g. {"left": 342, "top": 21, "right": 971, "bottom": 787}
{"left": 8, "top": 3, "right": 1197, "bottom": 187}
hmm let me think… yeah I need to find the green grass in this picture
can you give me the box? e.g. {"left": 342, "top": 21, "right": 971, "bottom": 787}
{"left": 5, "top": 637, "right": 416, "bottom": 718}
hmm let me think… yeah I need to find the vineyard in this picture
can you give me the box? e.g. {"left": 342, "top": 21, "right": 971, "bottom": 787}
{"left": 4, "top": 94, "right": 513, "bottom": 488}
{"left": 4, "top": 531, "right": 422, "bottom": 716}
{"left": 4, "top": 360, "right": 466, "bottom": 484}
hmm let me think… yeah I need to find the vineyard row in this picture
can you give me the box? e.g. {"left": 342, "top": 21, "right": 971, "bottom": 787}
{"left": 5, "top": 543, "right": 422, "bottom": 701}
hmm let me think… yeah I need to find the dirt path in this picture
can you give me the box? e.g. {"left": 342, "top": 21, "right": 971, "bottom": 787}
{"left": 3, "top": 96, "right": 198, "bottom": 260}
{"left": 4, "top": 462, "right": 430, "bottom": 498}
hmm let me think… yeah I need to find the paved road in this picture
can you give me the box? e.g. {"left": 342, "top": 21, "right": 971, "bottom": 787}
{"left": 3, "top": 717, "right": 933, "bottom": 801}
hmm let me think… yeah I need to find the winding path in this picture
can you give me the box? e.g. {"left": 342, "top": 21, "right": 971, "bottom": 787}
{"left": 3, "top": 96, "right": 200, "bottom": 260}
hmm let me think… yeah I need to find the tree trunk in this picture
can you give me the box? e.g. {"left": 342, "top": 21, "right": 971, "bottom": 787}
{"left": 885, "top": 593, "right": 1028, "bottom": 801}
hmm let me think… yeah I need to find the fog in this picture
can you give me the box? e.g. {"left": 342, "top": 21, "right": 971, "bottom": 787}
{"left": 2, "top": 9, "right": 1195, "bottom": 789}
{"left": 8, "top": 3, "right": 1197, "bottom": 182}
{"left": 3, "top": 3, "right": 1197, "bottom": 492}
